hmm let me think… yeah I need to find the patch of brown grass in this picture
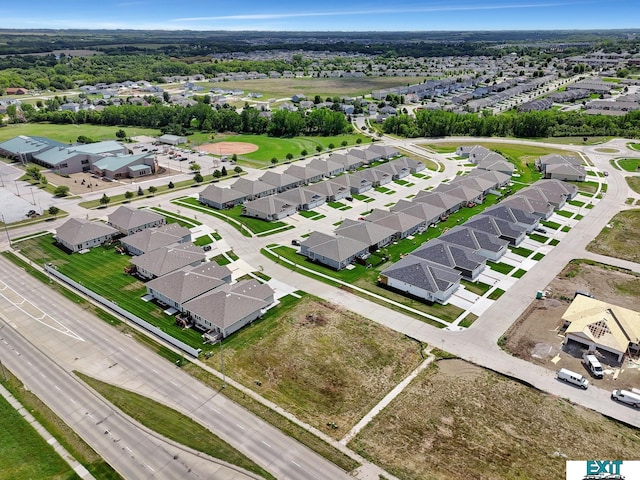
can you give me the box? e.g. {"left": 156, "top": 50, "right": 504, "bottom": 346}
{"left": 586, "top": 209, "right": 640, "bottom": 263}
{"left": 213, "top": 297, "right": 422, "bottom": 438}
{"left": 350, "top": 359, "right": 640, "bottom": 480}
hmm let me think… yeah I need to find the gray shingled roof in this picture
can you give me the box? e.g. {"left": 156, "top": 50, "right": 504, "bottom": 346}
{"left": 382, "top": 256, "right": 461, "bottom": 294}
{"left": 365, "top": 208, "right": 424, "bottom": 234}
{"left": 411, "top": 239, "right": 485, "bottom": 273}
{"left": 284, "top": 164, "right": 324, "bottom": 182}
{"left": 301, "top": 231, "right": 369, "bottom": 263}
{"left": 335, "top": 219, "right": 396, "bottom": 247}
{"left": 465, "top": 215, "right": 526, "bottom": 240}
{"left": 258, "top": 171, "right": 301, "bottom": 189}
{"left": 439, "top": 226, "right": 508, "bottom": 254}
{"left": 200, "top": 184, "right": 247, "bottom": 205}
{"left": 232, "top": 177, "right": 276, "bottom": 197}
{"left": 391, "top": 199, "right": 445, "bottom": 222}
{"left": 107, "top": 206, "right": 164, "bottom": 232}
{"left": 56, "top": 218, "right": 118, "bottom": 246}
{"left": 331, "top": 172, "right": 372, "bottom": 190}
{"left": 243, "top": 196, "right": 296, "bottom": 216}
{"left": 121, "top": 224, "right": 190, "bottom": 254}
{"left": 501, "top": 195, "right": 553, "bottom": 218}
{"left": 306, "top": 180, "right": 349, "bottom": 198}
{"left": 145, "top": 263, "right": 231, "bottom": 304}
{"left": 482, "top": 205, "right": 541, "bottom": 227}
{"left": 278, "top": 187, "right": 326, "bottom": 207}
{"left": 413, "top": 190, "right": 462, "bottom": 211}
{"left": 131, "top": 243, "right": 205, "bottom": 278}
{"left": 308, "top": 158, "right": 343, "bottom": 175}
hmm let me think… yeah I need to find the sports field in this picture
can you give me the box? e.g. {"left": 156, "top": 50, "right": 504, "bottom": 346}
{"left": 0, "top": 123, "right": 161, "bottom": 143}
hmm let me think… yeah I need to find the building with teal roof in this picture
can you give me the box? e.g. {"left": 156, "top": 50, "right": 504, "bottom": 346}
{"left": 92, "top": 153, "right": 156, "bottom": 179}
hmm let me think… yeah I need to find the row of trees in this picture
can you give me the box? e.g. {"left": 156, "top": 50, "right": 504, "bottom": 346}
{"left": 22, "top": 103, "right": 353, "bottom": 138}
{"left": 382, "top": 109, "right": 640, "bottom": 139}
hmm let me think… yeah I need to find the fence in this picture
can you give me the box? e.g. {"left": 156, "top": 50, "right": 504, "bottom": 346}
{"left": 44, "top": 265, "right": 201, "bottom": 358}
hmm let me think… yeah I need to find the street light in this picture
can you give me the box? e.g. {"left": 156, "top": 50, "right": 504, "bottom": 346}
{"left": 1, "top": 214, "right": 12, "bottom": 248}
{"left": 218, "top": 337, "right": 226, "bottom": 388}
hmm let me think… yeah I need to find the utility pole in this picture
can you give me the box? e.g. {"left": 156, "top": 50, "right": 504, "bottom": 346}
{"left": 14, "top": 180, "right": 20, "bottom": 197}
{"left": 1, "top": 214, "right": 11, "bottom": 249}
{"left": 30, "top": 187, "right": 36, "bottom": 206}
{"left": 219, "top": 337, "right": 226, "bottom": 388}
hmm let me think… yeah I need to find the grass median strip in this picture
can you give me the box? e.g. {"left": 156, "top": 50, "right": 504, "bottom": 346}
{"left": 76, "top": 372, "right": 276, "bottom": 480}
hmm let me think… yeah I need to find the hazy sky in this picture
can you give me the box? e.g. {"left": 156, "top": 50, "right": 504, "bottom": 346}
{"left": 2, "top": 0, "right": 639, "bottom": 30}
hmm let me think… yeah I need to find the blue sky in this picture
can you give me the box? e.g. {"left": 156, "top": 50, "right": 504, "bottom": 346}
{"left": 2, "top": 0, "right": 639, "bottom": 31}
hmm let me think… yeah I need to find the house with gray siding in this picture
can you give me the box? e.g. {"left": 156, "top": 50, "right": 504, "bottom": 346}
{"left": 357, "top": 167, "right": 392, "bottom": 187}
{"left": 306, "top": 180, "right": 350, "bottom": 201}
{"left": 330, "top": 153, "right": 364, "bottom": 171}
{"left": 121, "top": 224, "right": 191, "bottom": 256}
{"left": 199, "top": 184, "right": 247, "bottom": 210}
{"left": 379, "top": 256, "right": 461, "bottom": 304}
{"left": 465, "top": 215, "right": 527, "bottom": 246}
{"left": 232, "top": 177, "right": 277, "bottom": 200}
{"left": 55, "top": 218, "right": 118, "bottom": 253}
{"left": 439, "top": 226, "right": 509, "bottom": 261}
{"left": 258, "top": 171, "right": 303, "bottom": 192}
{"left": 242, "top": 196, "right": 297, "bottom": 221}
{"left": 335, "top": 219, "right": 396, "bottom": 251}
{"left": 130, "top": 243, "right": 206, "bottom": 280}
{"left": 364, "top": 209, "right": 426, "bottom": 239}
{"left": 500, "top": 195, "right": 554, "bottom": 219}
{"left": 481, "top": 205, "right": 541, "bottom": 232}
{"left": 331, "top": 172, "right": 372, "bottom": 194}
{"left": 284, "top": 164, "right": 325, "bottom": 185}
{"left": 413, "top": 190, "right": 462, "bottom": 215}
{"left": 107, "top": 206, "right": 165, "bottom": 235}
{"left": 390, "top": 200, "right": 444, "bottom": 225}
{"left": 410, "top": 240, "right": 486, "bottom": 281}
{"left": 300, "top": 232, "right": 369, "bottom": 270}
{"left": 308, "top": 158, "right": 344, "bottom": 177}
{"left": 277, "top": 187, "right": 326, "bottom": 210}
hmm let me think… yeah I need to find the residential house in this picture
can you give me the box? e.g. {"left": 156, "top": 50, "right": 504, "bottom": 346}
{"left": 284, "top": 164, "right": 325, "bottom": 185}
{"left": 331, "top": 172, "right": 373, "bottom": 194}
{"left": 374, "top": 162, "right": 410, "bottom": 180}
{"left": 300, "top": 231, "right": 369, "bottom": 270}
{"left": 232, "top": 177, "right": 277, "bottom": 200}
{"left": 562, "top": 295, "right": 640, "bottom": 363}
{"left": 476, "top": 157, "right": 515, "bottom": 176}
{"left": 536, "top": 179, "right": 578, "bottom": 200}
{"left": 465, "top": 215, "right": 527, "bottom": 246}
{"left": 199, "top": 184, "right": 247, "bottom": 210}
{"left": 379, "top": 256, "right": 461, "bottom": 304}
{"left": 543, "top": 163, "right": 586, "bottom": 182}
{"left": 466, "top": 169, "right": 512, "bottom": 189}
{"left": 121, "top": 223, "right": 191, "bottom": 256}
{"left": 389, "top": 156, "right": 425, "bottom": 174}
{"left": 306, "top": 180, "right": 350, "bottom": 202}
{"left": 390, "top": 200, "right": 444, "bottom": 225}
{"left": 368, "top": 144, "right": 400, "bottom": 159}
{"left": 242, "top": 196, "right": 297, "bottom": 221}
{"left": 330, "top": 153, "right": 364, "bottom": 171}
{"left": 410, "top": 239, "right": 486, "bottom": 281}
{"left": 55, "top": 218, "right": 118, "bottom": 253}
{"left": 145, "top": 263, "right": 232, "bottom": 312}
{"left": 481, "top": 205, "right": 541, "bottom": 232}
{"left": 107, "top": 206, "right": 165, "bottom": 236}
{"left": 335, "top": 219, "right": 396, "bottom": 251}
{"left": 500, "top": 195, "right": 554, "bottom": 220}
{"left": 258, "top": 171, "right": 303, "bottom": 192}
{"left": 308, "top": 158, "right": 344, "bottom": 177}
{"left": 349, "top": 148, "right": 380, "bottom": 164}
{"left": 456, "top": 145, "right": 491, "bottom": 161}
{"left": 357, "top": 167, "right": 392, "bottom": 187}
{"left": 277, "top": 187, "right": 327, "bottom": 210}
{"left": 364, "top": 208, "right": 426, "bottom": 239}
{"left": 413, "top": 190, "right": 462, "bottom": 215}
{"left": 183, "top": 280, "right": 275, "bottom": 338}
{"left": 439, "top": 226, "right": 509, "bottom": 261}
{"left": 433, "top": 184, "right": 484, "bottom": 206}
{"left": 130, "top": 244, "right": 206, "bottom": 280}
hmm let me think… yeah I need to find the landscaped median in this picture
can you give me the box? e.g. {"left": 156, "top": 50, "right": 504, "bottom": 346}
{"left": 172, "top": 197, "right": 294, "bottom": 237}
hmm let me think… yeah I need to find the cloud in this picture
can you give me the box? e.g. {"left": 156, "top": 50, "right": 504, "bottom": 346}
{"left": 172, "top": 2, "right": 581, "bottom": 23}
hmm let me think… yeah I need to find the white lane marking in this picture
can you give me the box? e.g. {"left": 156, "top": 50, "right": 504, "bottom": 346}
{"left": 235, "top": 423, "right": 245, "bottom": 431}
{"left": 54, "top": 385, "right": 61, "bottom": 391}
{"left": 40, "top": 372, "right": 46, "bottom": 378}
{"left": 261, "top": 440, "right": 272, "bottom": 448}
{"left": 211, "top": 407, "right": 220, "bottom": 414}
{"left": 69, "top": 398, "right": 77, "bottom": 404}
{"left": 152, "top": 369, "right": 159, "bottom": 375}
{"left": 27, "top": 361, "right": 33, "bottom": 366}
{"left": 124, "top": 446, "right": 132, "bottom": 453}
{"left": 145, "top": 464, "right": 155, "bottom": 472}
{"left": 291, "top": 460, "right": 303, "bottom": 468}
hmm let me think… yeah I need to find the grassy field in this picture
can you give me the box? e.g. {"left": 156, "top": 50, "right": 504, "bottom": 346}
{"left": 15, "top": 234, "right": 204, "bottom": 348}
{"left": 0, "top": 392, "right": 76, "bottom": 480}
{"left": 616, "top": 158, "right": 640, "bottom": 172}
{"left": 586, "top": 209, "right": 640, "bottom": 263}
{"left": 350, "top": 359, "right": 640, "bottom": 480}
{"left": 397, "top": 147, "right": 440, "bottom": 171}
{"left": 1, "top": 368, "right": 121, "bottom": 480}
{"left": 188, "top": 133, "right": 370, "bottom": 168}
{"left": 626, "top": 176, "right": 640, "bottom": 194}
{"left": 76, "top": 372, "right": 275, "bottom": 480}
{"left": 0, "top": 123, "right": 160, "bottom": 143}
{"left": 203, "top": 295, "right": 422, "bottom": 438}
{"left": 195, "top": 76, "right": 427, "bottom": 100}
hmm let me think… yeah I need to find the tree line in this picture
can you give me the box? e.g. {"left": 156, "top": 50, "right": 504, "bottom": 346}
{"left": 382, "top": 109, "right": 640, "bottom": 139}
{"left": 21, "top": 102, "right": 353, "bottom": 138}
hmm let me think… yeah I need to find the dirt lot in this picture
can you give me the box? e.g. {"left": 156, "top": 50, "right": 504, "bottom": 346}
{"left": 42, "top": 167, "right": 178, "bottom": 195}
{"left": 198, "top": 142, "right": 258, "bottom": 155}
{"left": 350, "top": 358, "right": 640, "bottom": 480}
{"left": 503, "top": 260, "right": 640, "bottom": 390}
{"left": 587, "top": 209, "right": 640, "bottom": 263}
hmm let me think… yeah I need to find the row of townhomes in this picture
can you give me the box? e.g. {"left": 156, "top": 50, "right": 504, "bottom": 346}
{"left": 296, "top": 145, "right": 580, "bottom": 304}
{"left": 54, "top": 206, "right": 275, "bottom": 340}
{"left": 0, "top": 135, "right": 157, "bottom": 179}
{"left": 199, "top": 144, "right": 426, "bottom": 220}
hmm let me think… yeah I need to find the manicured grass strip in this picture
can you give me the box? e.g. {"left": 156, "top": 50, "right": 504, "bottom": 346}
{"left": 568, "top": 200, "right": 585, "bottom": 207}
{"left": 532, "top": 253, "right": 545, "bottom": 261}
{"left": 575, "top": 214, "right": 583, "bottom": 220}
{"left": 556, "top": 210, "right": 573, "bottom": 218}
{"left": 512, "top": 268, "right": 527, "bottom": 278}
{"left": 458, "top": 314, "right": 478, "bottom": 328}
{"left": 0, "top": 389, "right": 76, "bottom": 480}
{"left": 617, "top": 158, "right": 640, "bottom": 172}
{"left": 375, "top": 186, "right": 391, "bottom": 194}
{"left": 352, "top": 193, "right": 372, "bottom": 201}
{"left": 561, "top": 226, "right": 571, "bottom": 233}
{"left": 1, "top": 344, "right": 122, "bottom": 479}
{"left": 541, "top": 220, "right": 561, "bottom": 230}
{"left": 486, "top": 261, "right": 515, "bottom": 275}
{"left": 549, "top": 239, "right": 560, "bottom": 246}
{"left": 509, "top": 246, "right": 534, "bottom": 258}
{"left": 529, "top": 233, "right": 548, "bottom": 243}
{"left": 193, "top": 235, "right": 213, "bottom": 246}
{"left": 460, "top": 279, "right": 491, "bottom": 296}
{"left": 327, "top": 201, "right": 346, "bottom": 209}
{"left": 213, "top": 254, "right": 231, "bottom": 265}
{"left": 149, "top": 207, "right": 202, "bottom": 226}
{"left": 311, "top": 214, "right": 326, "bottom": 220}
{"left": 76, "top": 372, "right": 276, "bottom": 480}
{"left": 487, "top": 288, "right": 505, "bottom": 300}
{"left": 298, "top": 210, "right": 320, "bottom": 218}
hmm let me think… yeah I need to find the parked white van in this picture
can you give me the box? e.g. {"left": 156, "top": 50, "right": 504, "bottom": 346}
{"left": 582, "top": 353, "right": 604, "bottom": 378}
{"left": 556, "top": 368, "right": 589, "bottom": 389}
{"left": 611, "top": 389, "right": 640, "bottom": 408}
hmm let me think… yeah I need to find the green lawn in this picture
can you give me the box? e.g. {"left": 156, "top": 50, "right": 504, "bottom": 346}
{"left": 529, "top": 233, "right": 548, "bottom": 243}
{"left": 540, "top": 220, "right": 561, "bottom": 230}
{"left": 460, "top": 280, "right": 492, "bottom": 296}
{"left": 16, "top": 235, "right": 204, "bottom": 348}
{"left": 627, "top": 177, "right": 640, "bottom": 195}
{"left": 0, "top": 394, "right": 75, "bottom": 480}
{"left": 509, "top": 246, "right": 534, "bottom": 258}
{"left": 298, "top": 209, "right": 320, "bottom": 218}
{"left": 512, "top": 268, "right": 527, "bottom": 278}
{"left": 193, "top": 235, "right": 214, "bottom": 246}
{"left": 486, "top": 261, "right": 515, "bottom": 275}
{"left": 549, "top": 239, "right": 560, "bottom": 246}
{"left": 568, "top": 200, "right": 585, "bottom": 207}
{"left": 77, "top": 373, "right": 275, "bottom": 480}
{"left": 0, "top": 123, "right": 161, "bottom": 143}
{"left": 487, "top": 288, "right": 506, "bottom": 300}
{"left": 188, "top": 133, "right": 369, "bottom": 168}
{"left": 617, "top": 158, "right": 640, "bottom": 172}
{"left": 532, "top": 252, "right": 545, "bottom": 261}
{"left": 556, "top": 210, "right": 573, "bottom": 218}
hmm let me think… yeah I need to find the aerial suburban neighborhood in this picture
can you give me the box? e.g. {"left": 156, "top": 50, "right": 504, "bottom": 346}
{"left": 1, "top": 22, "right": 640, "bottom": 480}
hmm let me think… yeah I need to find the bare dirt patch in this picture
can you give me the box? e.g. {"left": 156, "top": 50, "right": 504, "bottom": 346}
{"left": 199, "top": 142, "right": 258, "bottom": 155}
{"left": 503, "top": 260, "right": 640, "bottom": 390}
{"left": 206, "top": 296, "right": 422, "bottom": 438}
{"left": 350, "top": 359, "right": 640, "bottom": 480}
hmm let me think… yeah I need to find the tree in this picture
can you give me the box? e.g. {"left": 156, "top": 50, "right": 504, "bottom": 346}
{"left": 99, "top": 193, "right": 111, "bottom": 206}
{"left": 231, "top": 153, "right": 238, "bottom": 163}
{"left": 286, "top": 152, "right": 293, "bottom": 161}
{"left": 194, "top": 172, "right": 203, "bottom": 183}
{"left": 54, "top": 185, "right": 69, "bottom": 197}
{"left": 221, "top": 166, "right": 228, "bottom": 176}
{"left": 301, "top": 149, "right": 308, "bottom": 156}
{"left": 26, "top": 166, "right": 41, "bottom": 181}
{"left": 356, "top": 138, "right": 362, "bottom": 144}
{"left": 137, "top": 186, "right": 144, "bottom": 196}
{"left": 213, "top": 169, "right": 221, "bottom": 178}
{"left": 234, "top": 166, "right": 243, "bottom": 174}
{"left": 316, "top": 145, "right": 322, "bottom": 153}
{"left": 115, "top": 129, "right": 127, "bottom": 140}
{"left": 271, "top": 157, "right": 278, "bottom": 166}
{"left": 163, "top": 91, "right": 170, "bottom": 103}
{"left": 48, "top": 206, "right": 60, "bottom": 218}
{"left": 341, "top": 140, "right": 348, "bottom": 147}
{"left": 124, "top": 191, "right": 134, "bottom": 201}
{"left": 148, "top": 186, "right": 157, "bottom": 195}
{"left": 40, "top": 176, "right": 48, "bottom": 187}
{"left": 189, "top": 163, "right": 201, "bottom": 172}
{"left": 168, "top": 181, "right": 175, "bottom": 189}
{"left": 328, "top": 143, "right": 335, "bottom": 149}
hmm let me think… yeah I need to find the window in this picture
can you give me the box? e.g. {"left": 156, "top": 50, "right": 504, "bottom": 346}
{"left": 59, "top": 163, "right": 68, "bottom": 168}
{"left": 81, "top": 159, "right": 89, "bottom": 165}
